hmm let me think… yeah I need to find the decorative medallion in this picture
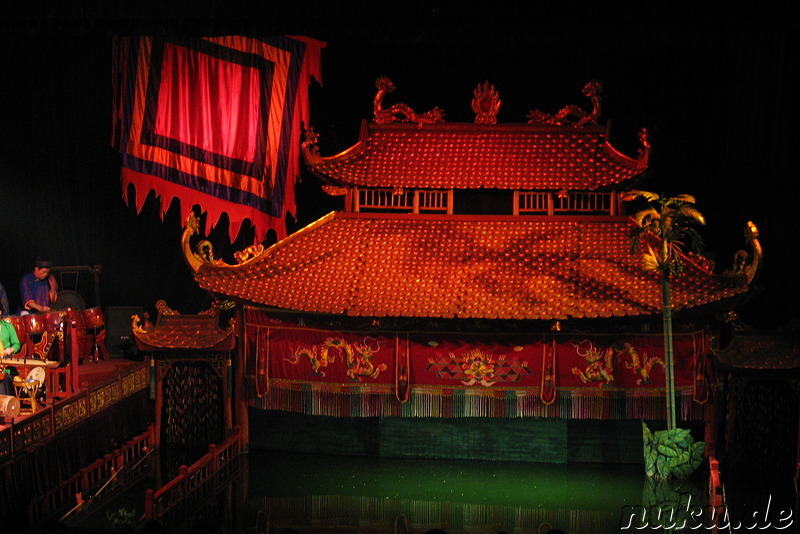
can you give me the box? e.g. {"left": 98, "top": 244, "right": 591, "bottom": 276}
{"left": 425, "top": 348, "right": 533, "bottom": 387}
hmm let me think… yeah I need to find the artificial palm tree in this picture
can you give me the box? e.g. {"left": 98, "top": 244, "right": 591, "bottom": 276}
{"left": 623, "top": 191, "right": 706, "bottom": 430}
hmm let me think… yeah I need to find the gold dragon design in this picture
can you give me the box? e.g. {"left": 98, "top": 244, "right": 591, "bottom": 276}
{"left": 571, "top": 340, "right": 614, "bottom": 385}
{"left": 620, "top": 342, "right": 664, "bottom": 385}
{"left": 287, "top": 337, "right": 388, "bottom": 381}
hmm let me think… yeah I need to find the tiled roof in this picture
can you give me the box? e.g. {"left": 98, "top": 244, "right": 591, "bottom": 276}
{"left": 132, "top": 304, "right": 235, "bottom": 351}
{"left": 194, "top": 212, "right": 745, "bottom": 320}
{"left": 304, "top": 122, "right": 648, "bottom": 190}
{"left": 714, "top": 332, "right": 800, "bottom": 371}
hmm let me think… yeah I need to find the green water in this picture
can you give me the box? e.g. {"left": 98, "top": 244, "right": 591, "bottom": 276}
{"left": 244, "top": 452, "right": 655, "bottom": 533}
{"left": 70, "top": 451, "right": 707, "bottom": 533}
{"left": 250, "top": 451, "right": 645, "bottom": 509}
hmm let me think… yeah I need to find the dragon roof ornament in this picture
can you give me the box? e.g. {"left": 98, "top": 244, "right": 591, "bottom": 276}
{"left": 527, "top": 80, "right": 603, "bottom": 127}
{"left": 373, "top": 76, "right": 446, "bottom": 125}
{"left": 721, "top": 221, "right": 763, "bottom": 286}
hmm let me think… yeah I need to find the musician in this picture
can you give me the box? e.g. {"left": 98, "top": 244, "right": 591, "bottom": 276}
{"left": 1, "top": 314, "right": 21, "bottom": 396}
{"left": 18, "top": 258, "right": 58, "bottom": 315}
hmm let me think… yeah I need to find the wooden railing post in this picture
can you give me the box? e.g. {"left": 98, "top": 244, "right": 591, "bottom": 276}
{"left": 145, "top": 489, "right": 154, "bottom": 519}
{"left": 208, "top": 444, "right": 218, "bottom": 471}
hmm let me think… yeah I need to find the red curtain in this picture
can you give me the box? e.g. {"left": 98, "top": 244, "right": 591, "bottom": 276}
{"left": 113, "top": 36, "right": 325, "bottom": 242}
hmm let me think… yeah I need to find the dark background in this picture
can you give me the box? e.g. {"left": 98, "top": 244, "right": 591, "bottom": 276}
{"left": 1, "top": 3, "right": 796, "bottom": 328}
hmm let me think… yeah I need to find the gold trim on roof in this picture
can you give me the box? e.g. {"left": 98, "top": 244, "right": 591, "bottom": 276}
{"left": 132, "top": 300, "right": 235, "bottom": 351}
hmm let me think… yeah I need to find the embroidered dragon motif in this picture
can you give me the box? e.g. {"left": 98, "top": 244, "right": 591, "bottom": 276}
{"left": 287, "top": 337, "right": 387, "bottom": 381}
{"left": 620, "top": 342, "right": 664, "bottom": 385}
{"left": 571, "top": 340, "right": 614, "bottom": 385}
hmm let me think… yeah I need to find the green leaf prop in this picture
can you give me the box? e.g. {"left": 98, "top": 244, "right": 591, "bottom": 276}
{"left": 642, "top": 421, "right": 705, "bottom": 480}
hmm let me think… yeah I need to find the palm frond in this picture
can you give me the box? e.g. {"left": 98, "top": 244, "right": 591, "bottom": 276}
{"left": 641, "top": 246, "right": 661, "bottom": 272}
{"left": 622, "top": 190, "right": 660, "bottom": 203}
{"left": 681, "top": 227, "right": 706, "bottom": 254}
{"left": 633, "top": 207, "right": 660, "bottom": 227}
{"left": 677, "top": 205, "right": 706, "bottom": 226}
{"left": 673, "top": 194, "right": 697, "bottom": 204}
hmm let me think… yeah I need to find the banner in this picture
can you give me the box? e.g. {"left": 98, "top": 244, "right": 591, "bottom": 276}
{"left": 244, "top": 311, "right": 712, "bottom": 419}
{"left": 113, "top": 35, "right": 324, "bottom": 241}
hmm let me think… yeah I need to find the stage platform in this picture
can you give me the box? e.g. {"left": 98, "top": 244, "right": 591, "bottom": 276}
{"left": 1, "top": 356, "right": 149, "bottom": 462}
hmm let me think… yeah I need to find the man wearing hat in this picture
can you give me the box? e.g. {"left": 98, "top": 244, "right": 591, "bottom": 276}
{"left": 18, "top": 257, "right": 59, "bottom": 315}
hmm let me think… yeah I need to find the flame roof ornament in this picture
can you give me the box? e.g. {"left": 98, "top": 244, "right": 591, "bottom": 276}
{"left": 472, "top": 81, "right": 501, "bottom": 124}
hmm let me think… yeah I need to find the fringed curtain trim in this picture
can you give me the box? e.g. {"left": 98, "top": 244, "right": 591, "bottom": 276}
{"left": 252, "top": 381, "right": 708, "bottom": 421}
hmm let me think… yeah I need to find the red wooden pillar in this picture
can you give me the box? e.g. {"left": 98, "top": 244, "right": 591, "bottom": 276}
{"left": 223, "top": 358, "right": 233, "bottom": 435}
{"left": 68, "top": 318, "right": 80, "bottom": 393}
{"left": 233, "top": 308, "right": 249, "bottom": 450}
{"left": 151, "top": 357, "right": 163, "bottom": 448}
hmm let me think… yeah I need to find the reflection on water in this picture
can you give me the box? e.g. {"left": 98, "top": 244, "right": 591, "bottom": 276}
{"left": 245, "top": 452, "right": 650, "bottom": 534}
{"left": 71, "top": 450, "right": 704, "bottom": 533}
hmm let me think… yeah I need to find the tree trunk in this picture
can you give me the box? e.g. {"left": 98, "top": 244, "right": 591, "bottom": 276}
{"left": 662, "top": 276, "right": 677, "bottom": 430}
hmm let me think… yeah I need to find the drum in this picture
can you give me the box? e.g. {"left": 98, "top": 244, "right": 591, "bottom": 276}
{"left": 4, "top": 316, "right": 25, "bottom": 336}
{"left": 65, "top": 307, "right": 86, "bottom": 329}
{"left": 0, "top": 395, "right": 20, "bottom": 418}
{"left": 43, "top": 311, "right": 65, "bottom": 333}
{"left": 23, "top": 313, "right": 46, "bottom": 334}
{"left": 83, "top": 307, "right": 105, "bottom": 329}
{"left": 66, "top": 307, "right": 93, "bottom": 362}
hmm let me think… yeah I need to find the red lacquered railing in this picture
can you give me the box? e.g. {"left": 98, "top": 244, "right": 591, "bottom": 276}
{"left": 144, "top": 425, "right": 242, "bottom": 521}
{"left": 29, "top": 425, "right": 154, "bottom": 521}
{"left": 707, "top": 455, "right": 724, "bottom": 533}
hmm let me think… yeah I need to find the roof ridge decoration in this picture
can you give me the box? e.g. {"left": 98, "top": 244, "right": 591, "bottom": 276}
{"left": 720, "top": 221, "right": 763, "bottom": 285}
{"left": 301, "top": 78, "right": 651, "bottom": 192}
{"left": 527, "top": 80, "right": 603, "bottom": 127}
{"left": 472, "top": 81, "right": 501, "bottom": 124}
{"left": 131, "top": 299, "right": 236, "bottom": 351}
{"left": 373, "top": 76, "right": 446, "bottom": 126}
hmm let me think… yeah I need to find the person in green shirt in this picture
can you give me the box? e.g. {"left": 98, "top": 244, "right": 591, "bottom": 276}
{"left": 1, "top": 317, "right": 21, "bottom": 357}
{"left": 1, "top": 315, "right": 22, "bottom": 396}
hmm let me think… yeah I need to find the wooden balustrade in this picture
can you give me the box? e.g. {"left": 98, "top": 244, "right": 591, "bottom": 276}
{"left": 144, "top": 425, "right": 242, "bottom": 521}
{"left": 28, "top": 425, "right": 154, "bottom": 521}
{"left": 516, "top": 191, "right": 615, "bottom": 215}
{"left": 0, "top": 364, "right": 147, "bottom": 461}
{"left": 355, "top": 188, "right": 451, "bottom": 214}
